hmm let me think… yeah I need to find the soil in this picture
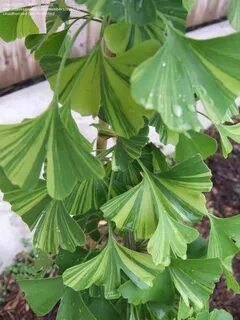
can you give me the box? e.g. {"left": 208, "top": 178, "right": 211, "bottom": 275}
{"left": 0, "top": 126, "right": 240, "bottom": 319}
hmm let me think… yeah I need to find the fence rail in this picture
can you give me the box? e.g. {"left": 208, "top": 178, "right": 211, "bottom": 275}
{"left": 0, "top": 0, "right": 230, "bottom": 89}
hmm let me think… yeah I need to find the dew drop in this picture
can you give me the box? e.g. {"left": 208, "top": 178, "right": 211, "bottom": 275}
{"left": 198, "top": 85, "right": 207, "bottom": 96}
{"left": 173, "top": 105, "right": 183, "bottom": 117}
{"left": 188, "top": 103, "right": 195, "bottom": 112}
{"left": 162, "top": 61, "right": 167, "bottom": 68}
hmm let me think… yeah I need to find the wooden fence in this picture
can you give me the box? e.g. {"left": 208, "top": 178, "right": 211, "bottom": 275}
{"left": 0, "top": 0, "right": 230, "bottom": 89}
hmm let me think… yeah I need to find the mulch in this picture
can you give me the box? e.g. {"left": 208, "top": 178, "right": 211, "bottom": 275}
{"left": 0, "top": 126, "right": 240, "bottom": 319}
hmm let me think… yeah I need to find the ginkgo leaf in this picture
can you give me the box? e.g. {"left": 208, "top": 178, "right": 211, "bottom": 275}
{"left": 175, "top": 131, "right": 217, "bottom": 162}
{"left": 112, "top": 126, "right": 149, "bottom": 171}
{"left": 222, "top": 256, "right": 240, "bottom": 293}
{"left": 76, "top": 0, "right": 157, "bottom": 25}
{"left": 207, "top": 214, "right": 240, "bottom": 260}
{"left": 19, "top": 277, "right": 96, "bottom": 319}
{"left": 33, "top": 200, "right": 85, "bottom": 254}
{"left": 132, "top": 27, "right": 240, "bottom": 131}
{"left": 64, "top": 178, "right": 108, "bottom": 215}
{"left": 0, "top": 104, "right": 104, "bottom": 199}
{"left": 104, "top": 21, "right": 165, "bottom": 54}
{"left": 228, "top": 0, "right": 240, "bottom": 31}
{"left": 119, "top": 271, "right": 175, "bottom": 306}
{"left": 148, "top": 215, "right": 199, "bottom": 266}
{"left": 40, "top": 41, "right": 159, "bottom": 137}
{"left": 25, "top": 29, "right": 69, "bottom": 60}
{"left": 195, "top": 309, "right": 233, "bottom": 320}
{"left": 102, "top": 155, "right": 210, "bottom": 265}
{"left": 19, "top": 277, "right": 65, "bottom": 316}
{"left": 169, "top": 258, "right": 222, "bottom": 310}
{"left": 0, "top": 167, "right": 51, "bottom": 229}
{"left": 0, "top": 7, "right": 39, "bottom": 42}
{"left": 182, "top": 0, "right": 196, "bottom": 12}
{"left": 56, "top": 288, "right": 96, "bottom": 320}
{"left": 150, "top": 113, "right": 179, "bottom": 145}
{"left": 63, "top": 231, "right": 163, "bottom": 299}
{"left": 216, "top": 123, "right": 240, "bottom": 158}
{"left": 46, "top": 0, "right": 70, "bottom": 32}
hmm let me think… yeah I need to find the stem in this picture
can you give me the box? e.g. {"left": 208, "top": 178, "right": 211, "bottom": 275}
{"left": 96, "top": 120, "right": 109, "bottom": 156}
{"left": 107, "top": 170, "right": 114, "bottom": 201}
{"left": 53, "top": 19, "right": 90, "bottom": 104}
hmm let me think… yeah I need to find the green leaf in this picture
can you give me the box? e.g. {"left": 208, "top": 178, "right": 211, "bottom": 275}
{"left": 150, "top": 113, "right": 179, "bottom": 145}
{"left": 19, "top": 277, "right": 64, "bottom": 316}
{"left": 63, "top": 232, "right": 163, "bottom": 299}
{"left": 132, "top": 27, "right": 240, "bottom": 131}
{"left": 40, "top": 41, "right": 159, "bottom": 137}
{"left": 0, "top": 7, "right": 39, "bottom": 42}
{"left": 46, "top": 0, "right": 70, "bottom": 32}
{"left": 57, "top": 288, "right": 96, "bottom": 320}
{"left": 207, "top": 214, "right": 240, "bottom": 260}
{"left": 196, "top": 309, "right": 233, "bottom": 320}
{"left": 64, "top": 178, "right": 108, "bottom": 215}
{"left": 102, "top": 155, "right": 210, "bottom": 265}
{"left": 104, "top": 21, "right": 165, "bottom": 54}
{"left": 33, "top": 200, "right": 85, "bottom": 254}
{"left": 119, "top": 271, "right": 175, "bottom": 306}
{"left": 155, "top": 0, "right": 188, "bottom": 31}
{"left": 222, "top": 257, "right": 240, "bottom": 293}
{"left": 228, "top": 0, "right": 240, "bottom": 31}
{"left": 0, "top": 168, "right": 51, "bottom": 229}
{"left": 216, "top": 123, "right": 240, "bottom": 158}
{"left": 56, "top": 247, "right": 89, "bottom": 273}
{"left": 175, "top": 131, "right": 217, "bottom": 162}
{"left": 169, "top": 258, "right": 222, "bottom": 310}
{"left": 0, "top": 104, "right": 104, "bottom": 199}
{"left": 76, "top": 0, "right": 157, "bottom": 25}
{"left": 182, "top": 0, "right": 196, "bottom": 12}
{"left": 25, "top": 29, "right": 69, "bottom": 60}
{"left": 112, "top": 126, "right": 149, "bottom": 171}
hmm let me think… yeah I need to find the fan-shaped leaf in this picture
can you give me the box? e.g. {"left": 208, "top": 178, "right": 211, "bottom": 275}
{"left": 25, "top": 29, "right": 69, "bottom": 60}
{"left": 104, "top": 21, "right": 165, "bottom": 54}
{"left": 102, "top": 155, "right": 210, "bottom": 265}
{"left": 228, "top": 0, "right": 240, "bottom": 31}
{"left": 175, "top": 131, "right": 217, "bottom": 162}
{"left": 169, "top": 258, "right": 222, "bottom": 309}
{"left": 19, "top": 277, "right": 64, "bottom": 316}
{"left": 40, "top": 41, "right": 159, "bottom": 137}
{"left": 64, "top": 178, "right": 108, "bottom": 215}
{"left": 112, "top": 126, "right": 149, "bottom": 171}
{"left": 0, "top": 7, "right": 39, "bottom": 42}
{"left": 132, "top": 27, "right": 240, "bottom": 131}
{"left": 76, "top": 0, "right": 157, "bottom": 25}
{"left": 119, "top": 271, "right": 175, "bottom": 306}
{"left": 216, "top": 123, "right": 240, "bottom": 158}
{"left": 63, "top": 232, "right": 163, "bottom": 299}
{"left": 0, "top": 104, "right": 104, "bottom": 199}
{"left": 56, "top": 288, "right": 96, "bottom": 320}
{"left": 207, "top": 214, "right": 240, "bottom": 260}
{"left": 33, "top": 200, "right": 85, "bottom": 254}
{"left": 196, "top": 309, "right": 233, "bottom": 320}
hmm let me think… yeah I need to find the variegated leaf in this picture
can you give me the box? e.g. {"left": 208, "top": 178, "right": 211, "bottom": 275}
{"left": 132, "top": 27, "right": 240, "bottom": 131}
{"left": 102, "top": 155, "right": 210, "bottom": 265}
{"left": 63, "top": 231, "right": 163, "bottom": 299}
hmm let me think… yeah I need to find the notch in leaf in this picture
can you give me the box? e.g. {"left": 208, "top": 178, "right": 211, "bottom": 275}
{"left": 169, "top": 258, "right": 222, "bottom": 310}
{"left": 63, "top": 229, "right": 163, "bottom": 299}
